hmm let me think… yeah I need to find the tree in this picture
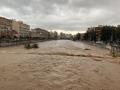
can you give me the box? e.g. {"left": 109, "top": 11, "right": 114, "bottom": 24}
{"left": 74, "top": 33, "right": 81, "bottom": 40}
{"left": 100, "top": 26, "right": 112, "bottom": 43}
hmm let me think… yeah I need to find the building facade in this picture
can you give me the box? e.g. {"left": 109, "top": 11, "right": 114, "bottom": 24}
{"left": 94, "top": 26, "right": 103, "bottom": 41}
{"left": 0, "top": 17, "right": 12, "bottom": 38}
{"left": 12, "top": 20, "right": 30, "bottom": 38}
{"left": 18, "top": 21, "right": 30, "bottom": 38}
{"left": 0, "top": 17, "right": 30, "bottom": 39}
{"left": 11, "top": 20, "right": 20, "bottom": 38}
{"left": 30, "top": 28, "right": 49, "bottom": 40}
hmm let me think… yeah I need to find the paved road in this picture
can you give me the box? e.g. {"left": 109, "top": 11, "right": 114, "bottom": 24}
{"left": 0, "top": 40, "right": 120, "bottom": 90}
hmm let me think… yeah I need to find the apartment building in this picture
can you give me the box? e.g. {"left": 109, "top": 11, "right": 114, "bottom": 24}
{"left": 0, "top": 17, "right": 12, "bottom": 38}
{"left": 30, "top": 28, "right": 49, "bottom": 40}
{"left": 12, "top": 20, "right": 30, "bottom": 38}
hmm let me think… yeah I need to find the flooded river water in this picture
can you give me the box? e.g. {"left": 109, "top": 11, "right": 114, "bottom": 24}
{"left": 0, "top": 40, "right": 120, "bottom": 90}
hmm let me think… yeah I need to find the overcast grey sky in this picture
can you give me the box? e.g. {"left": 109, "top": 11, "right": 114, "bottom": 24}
{"left": 0, "top": 0, "right": 120, "bottom": 33}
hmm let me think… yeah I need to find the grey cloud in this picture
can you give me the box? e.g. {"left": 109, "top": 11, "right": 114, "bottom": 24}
{"left": 0, "top": 0, "right": 120, "bottom": 33}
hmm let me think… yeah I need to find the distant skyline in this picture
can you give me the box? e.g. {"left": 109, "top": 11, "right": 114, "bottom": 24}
{"left": 0, "top": 0, "right": 120, "bottom": 34}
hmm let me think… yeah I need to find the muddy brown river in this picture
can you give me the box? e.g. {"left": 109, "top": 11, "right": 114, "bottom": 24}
{"left": 0, "top": 40, "right": 120, "bottom": 90}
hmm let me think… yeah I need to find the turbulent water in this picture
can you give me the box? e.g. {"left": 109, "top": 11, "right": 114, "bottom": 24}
{"left": 0, "top": 40, "right": 120, "bottom": 90}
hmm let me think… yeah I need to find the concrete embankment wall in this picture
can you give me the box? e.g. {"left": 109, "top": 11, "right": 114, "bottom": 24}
{"left": 0, "top": 40, "right": 45, "bottom": 47}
